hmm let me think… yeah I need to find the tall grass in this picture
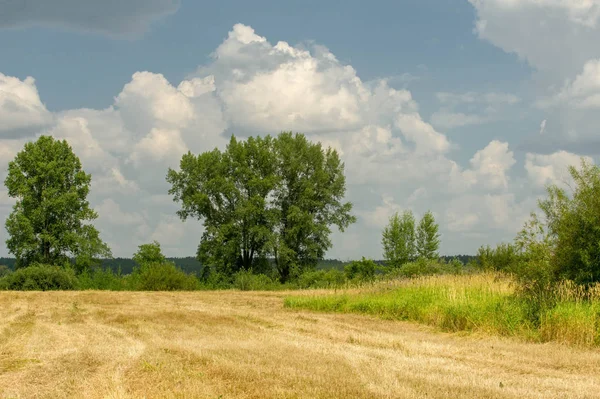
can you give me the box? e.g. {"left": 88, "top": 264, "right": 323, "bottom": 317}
{"left": 284, "top": 273, "right": 600, "bottom": 346}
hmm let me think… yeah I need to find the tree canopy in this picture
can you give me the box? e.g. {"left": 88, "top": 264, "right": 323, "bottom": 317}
{"left": 530, "top": 159, "right": 600, "bottom": 285}
{"left": 382, "top": 210, "right": 416, "bottom": 268}
{"left": 167, "top": 132, "right": 356, "bottom": 281}
{"left": 4, "top": 135, "right": 110, "bottom": 269}
{"left": 416, "top": 211, "right": 440, "bottom": 260}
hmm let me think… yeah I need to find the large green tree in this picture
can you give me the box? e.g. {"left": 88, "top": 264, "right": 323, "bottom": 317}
{"left": 530, "top": 159, "right": 600, "bottom": 285}
{"left": 271, "top": 132, "right": 355, "bottom": 281}
{"left": 415, "top": 211, "right": 440, "bottom": 260}
{"left": 4, "top": 136, "right": 110, "bottom": 269}
{"left": 167, "top": 132, "right": 355, "bottom": 281}
{"left": 167, "top": 135, "right": 279, "bottom": 276}
{"left": 382, "top": 210, "right": 416, "bottom": 268}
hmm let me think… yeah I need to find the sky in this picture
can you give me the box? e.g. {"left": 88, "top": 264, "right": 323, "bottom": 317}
{"left": 1, "top": 0, "right": 600, "bottom": 260}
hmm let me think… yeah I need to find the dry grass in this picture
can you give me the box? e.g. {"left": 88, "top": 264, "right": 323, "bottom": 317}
{"left": 0, "top": 290, "right": 598, "bottom": 398}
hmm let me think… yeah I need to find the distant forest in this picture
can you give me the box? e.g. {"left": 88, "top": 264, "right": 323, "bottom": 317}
{"left": 0, "top": 255, "right": 476, "bottom": 274}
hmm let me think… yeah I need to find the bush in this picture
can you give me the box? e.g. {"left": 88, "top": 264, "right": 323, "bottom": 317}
{"left": 297, "top": 269, "right": 346, "bottom": 289}
{"left": 476, "top": 243, "right": 521, "bottom": 272}
{"left": 132, "top": 262, "right": 199, "bottom": 291}
{"left": 344, "top": 257, "right": 377, "bottom": 282}
{"left": 0, "top": 265, "right": 11, "bottom": 278}
{"left": 233, "top": 269, "right": 277, "bottom": 291}
{"left": 391, "top": 258, "right": 458, "bottom": 278}
{"left": 77, "top": 268, "right": 125, "bottom": 290}
{"left": 0, "top": 263, "right": 78, "bottom": 291}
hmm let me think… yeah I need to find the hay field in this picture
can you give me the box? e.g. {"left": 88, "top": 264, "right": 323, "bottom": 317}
{"left": 0, "top": 290, "right": 598, "bottom": 398}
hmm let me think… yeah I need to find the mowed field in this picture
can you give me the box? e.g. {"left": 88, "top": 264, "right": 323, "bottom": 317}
{"left": 0, "top": 290, "right": 599, "bottom": 399}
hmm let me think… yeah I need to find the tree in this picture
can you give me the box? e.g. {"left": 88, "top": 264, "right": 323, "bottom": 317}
{"left": 415, "top": 211, "right": 440, "bottom": 260}
{"left": 271, "top": 132, "right": 356, "bottom": 281}
{"left": 167, "top": 132, "right": 355, "bottom": 282}
{"left": 4, "top": 136, "right": 110, "bottom": 269}
{"left": 530, "top": 158, "right": 600, "bottom": 285}
{"left": 133, "top": 241, "right": 167, "bottom": 266}
{"left": 167, "top": 135, "right": 279, "bottom": 276}
{"left": 382, "top": 210, "right": 416, "bottom": 268}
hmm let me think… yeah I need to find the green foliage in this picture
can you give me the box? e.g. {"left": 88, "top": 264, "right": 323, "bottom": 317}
{"left": 167, "top": 132, "right": 356, "bottom": 282}
{"left": 167, "top": 135, "right": 278, "bottom": 276}
{"left": 270, "top": 132, "right": 356, "bottom": 281}
{"left": 0, "top": 265, "right": 11, "bottom": 278}
{"left": 296, "top": 269, "right": 346, "bottom": 289}
{"left": 382, "top": 210, "right": 416, "bottom": 268}
{"left": 392, "top": 258, "right": 461, "bottom": 278}
{"left": 133, "top": 241, "right": 167, "bottom": 266}
{"left": 132, "top": 262, "right": 199, "bottom": 291}
{"left": 76, "top": 268, "right": 125, "bottom": 290}
{"left": 535, "top": 159, "right": 600, "bottom": 285}
{"left": 476, "top": 243, "right": 521, "bottom": 272}
{"left": 415, "top": 211, "right": 440, "bottom": 260}
{"left": 4, "top": 136, "right": 110, "bottom": 269}
{"left": 344, "top": 257, "right": 377, "bottom": 282}
{"left": 0, "top": 263, "right": 78, "bottom": 291}
{"left": 232, "top": 269, "right": 278, "bottom": 291}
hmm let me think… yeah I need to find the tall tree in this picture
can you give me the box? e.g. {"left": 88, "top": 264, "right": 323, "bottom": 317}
{"left": 382, "top": 210, "right": 416, "bottom": 268}
{"left": 415, "top": 211, "right": 440, "bottom": 260}
{"left": 533, "top": 159, "right": 600, "bottom": 285}
{"left": 271, "top": 132, "right": 356, "bottom": 281}
{"left": 4, "top": 135, "right": 110, "bottom": 269}
{"left": 133, "top": 241, "right": 167, "bottom": 266}
{"left": 167, "top": 132, "right": 356, "bottom": 281}
{"left": 167, "top": 135, "right": 279, "bottom": 276}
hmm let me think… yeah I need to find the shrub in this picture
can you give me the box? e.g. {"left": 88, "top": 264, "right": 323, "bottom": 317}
{"left": 132, "top": 262, "right": 199, "bottom": 291}
{"left": 344, "top": 257, "right": 377, "bottom": 282}
{"left": 233, "top": 269, "right": 277, "bottom": 291}
{"left": 476, "top": 243, "right": 521, "bottom": 272}
{"left": 0, "top": 263, "right": 78, "bottom": 291}
{"left": 0, "top": 265, "right": 11, "bottom": 278}
{"left": 393, "top": 258, "right": 457, "bottom": 278}
{"left": 297, "top": 269, "right": 346, "bottom": 289}
{"left": 77, "top": 268, "right": 125, "bottom": 290}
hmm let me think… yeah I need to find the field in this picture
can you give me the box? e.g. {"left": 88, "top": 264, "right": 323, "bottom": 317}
{"left": 1, "top": 285, "right": 599, "bottom": 398}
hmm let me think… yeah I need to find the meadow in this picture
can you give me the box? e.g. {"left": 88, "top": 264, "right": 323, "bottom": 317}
{"left": 285, "top": 273, "right": 600, "bottom": 347}
{"left": 1, "top": 277, "right": 599, "bottom": 399}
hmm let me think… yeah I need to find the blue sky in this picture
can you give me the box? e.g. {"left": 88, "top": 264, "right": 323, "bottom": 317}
{"left": 1, "top": 0, "right": 599, "bottom": 259}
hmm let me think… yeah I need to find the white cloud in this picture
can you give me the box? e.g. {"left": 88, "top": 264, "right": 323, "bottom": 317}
{"left": 359, "top": 195, "right": 404, "bottom": 229}
{"left": 0, "top": 23, "right": 546, "bottom": 258}
{"left": 462, "top": 140, "right": 516, "bottom": 191}
{"left": 540, "top": 59, "right": 600, "bottom": 109}
{"left": 0, "top": 0, "right": 180, "bottom": 38}
{"left": 468, "top": 0, "right": 600, "bottom": 78}
{"left": 525, "top": 151, "right": 593, "bottom": 188}
{"left": 0, "top": 74, "right": 53, "bottom": 138}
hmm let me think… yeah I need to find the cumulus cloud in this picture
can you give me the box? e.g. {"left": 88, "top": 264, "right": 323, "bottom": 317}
{"left": 468, "top": 0, "right": 600, "bottom": 78}
{"left": 464, "top": 140, "right": 516, "bottom": 191}
{"left": 0, "top": 23, "right": 546, "bottom": 258}
{"left": 539, "top": 59, "right": 600, "bottom": 109}
{"left": 525, "top": 150, "right": 593, "bottom": 189}
{"left": 0, "top": 0, "right": 180, "bottom": 38}
{"left": 0, "top": 74, "right": 53, "bottom": 138}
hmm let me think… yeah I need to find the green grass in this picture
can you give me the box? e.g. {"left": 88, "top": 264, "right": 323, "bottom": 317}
{"left": 284, "top": 273, "right": 600, "bottom": 346}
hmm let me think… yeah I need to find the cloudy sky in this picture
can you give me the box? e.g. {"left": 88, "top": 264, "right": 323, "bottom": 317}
{"left": 1, "top": 0, "right": 599, "bottom": 260}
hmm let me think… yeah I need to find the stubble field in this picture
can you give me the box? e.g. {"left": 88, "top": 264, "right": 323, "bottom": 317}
{"left": 0, "top": 289, "right": 599, "bottom": 399}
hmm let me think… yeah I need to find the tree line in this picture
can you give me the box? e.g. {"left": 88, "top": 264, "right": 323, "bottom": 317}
{"left": 2, "top": 133, "right": 357, "bottom": 283}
